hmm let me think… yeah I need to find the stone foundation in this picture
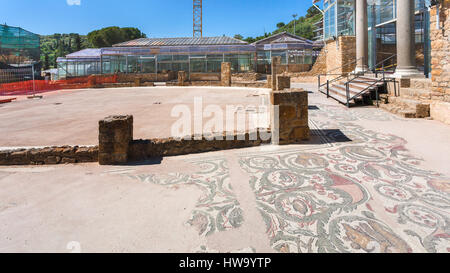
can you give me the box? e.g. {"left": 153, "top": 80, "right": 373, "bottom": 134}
{"left": 271, "top": 89, "right": 310, "bottom": 144}
{"left": 98, "top": 115, "right": 133, "bottom": 165}
{"left": 0, "top": 146, "right": 98, "bottom": 165}
{"left": 129, "top": 132, "right": 271, "bottom": 162}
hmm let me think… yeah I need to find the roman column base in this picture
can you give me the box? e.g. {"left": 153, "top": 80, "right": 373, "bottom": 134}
{"left": 353, "top": 65, "right": 369, "bottom": 75}
{"left": 393, "top": 67, "right": 425, "bottom": 79}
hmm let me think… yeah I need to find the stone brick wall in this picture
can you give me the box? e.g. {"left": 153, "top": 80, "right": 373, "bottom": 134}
{"left": 0, "top": 146, "right": 98, "bottom": 165}
{"left": 271, "top": 89, "right": 310, "bottom": 145}
{"left": 231, "top": 72, "right": 263, "bottom": 82}
{"left": 98, "top": 115, "right": 133, "bottom": 165}
{"left": 429, "top": 2, "right": 450, "bottom": 125}
{"left": 129, "top": 132, "right": 271, "bottom": 162}
{"left": 117, "top": 73, "right": 171, "bottom": 83}
{"left": 221, "top": 62, "right": 232, "bottom": 86}
{"left": 325, "top": 36, "right": 356, "bottom": 79}
{"left": 430, "top": 2, "right": 450, "bottom": 99}
{"left": 190, "top": 73, "right": 221, "bottom": 82}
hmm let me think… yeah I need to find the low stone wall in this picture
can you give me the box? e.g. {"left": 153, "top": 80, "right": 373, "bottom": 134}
{"left": 116, "top": 73, "right": 172, "bottom": 83}
{"left": 231, "top": 72, "right": 263, "bottom": 82}
{"left": 190, "top": 73, "right": 221, "bottom": 82}
{"left": 129, "top": 132, "right": 271, "bottom": 162}
{"left": 277, "top": 64, "right": 312, "bottom": 74}
{"left": 0, "top": 146, "right": 98, "bottom": 165}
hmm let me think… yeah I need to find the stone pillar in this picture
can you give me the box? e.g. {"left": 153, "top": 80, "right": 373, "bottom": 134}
{"left": 98, "top": 115, "right": 133, "bottom": 165}
{"left": 221, "top": 62, "right": 231, "bottom": 86}
{"left": 178, "top": 71, "right": 187, "bottom": 86}
{"left": 394, "top": 0, "right": 423, "bottom": 78}
{"left": 271, "top": 89, "right": 310, "bottom": 145}
{"left": 276, "top": 75, "right": 291, "bottom": 91}
{"left": 355, "top": 0, "right": 369, "bottom": 74}
{"left": 134, "top": 77, "right": 141, "bottom": 87}
{"left": 267, "top": 75, "right": 272, "bottom": 89}
{"left": 271, "top": 56, "right": 281, "bottom": 91}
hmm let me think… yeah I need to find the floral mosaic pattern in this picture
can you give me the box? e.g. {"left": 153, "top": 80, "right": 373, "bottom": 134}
{"left": 239, "top": 120, "right": 450, "bottom": 253}
{"left": 122, "top": 159, "right": 244, "bottom": 237}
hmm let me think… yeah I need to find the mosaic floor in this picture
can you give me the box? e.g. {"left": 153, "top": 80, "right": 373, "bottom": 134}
{"left": 103, "top": 100, "right": 450, "bottom": 253}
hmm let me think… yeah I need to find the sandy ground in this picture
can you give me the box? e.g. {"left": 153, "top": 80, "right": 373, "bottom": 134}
{"left": 0, "top": 83, "right": 449, "bottom": 253}
{"left": 0, "top": 86, "right": 266, "bottom": 147}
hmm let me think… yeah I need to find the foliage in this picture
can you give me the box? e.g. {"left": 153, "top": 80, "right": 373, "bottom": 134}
{"left": 235, "top": 5, "right": 322, "bottom": 43}
{"left": 39, "top": 33, "right": 90, "bottom": 68}
{"left": 87, "top": 27, "right": 146, "bottom": 48}
{"left": 39, "top": 27, "right": 146, "bottom": 68}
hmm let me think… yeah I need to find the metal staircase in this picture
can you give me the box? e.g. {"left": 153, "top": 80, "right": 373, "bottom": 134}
{"left": 318, "top": 56, "right": 397, "bottom": 108}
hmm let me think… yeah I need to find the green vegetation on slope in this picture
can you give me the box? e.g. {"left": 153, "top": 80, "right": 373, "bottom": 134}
{"left": 40, "top": 33, "right": 90, "bottom": 70}
{"left": 234, "top": 6, "right": 322, "bottom": 43}
{"left": 40, "top": 27, "right": 146, "bottom": 69}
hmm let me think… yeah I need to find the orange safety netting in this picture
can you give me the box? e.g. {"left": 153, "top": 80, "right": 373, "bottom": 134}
{"left": 0, "top": 75, "right": 118, "bottom": 96}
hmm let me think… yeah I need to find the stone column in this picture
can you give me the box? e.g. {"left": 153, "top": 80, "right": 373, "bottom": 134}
{"left": 355, "top": 0, "right": 369, "bottom": 74}
{"left": 270, "top": 89, "right": 310, "bottom": 145}
{"left": 98, "top": 115, "right": 133, "bottom": 165}
{"left": 178, "top": 71, "right": 187, "bottom": 86}
{"left": 271, "top": 56, "right": 281, "bottom": 91}
{"left": 394, "top": 0, "right": 423, "bottom": 78}
{"left": 221, "top": 62, "right": 231, "bottom": 86}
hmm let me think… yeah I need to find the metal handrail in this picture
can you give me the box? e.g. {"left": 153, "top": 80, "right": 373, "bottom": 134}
{"left": 317, "top": 57, "right": 365, "bottom": 96}
{"left": 374, "top": 54, "right": 397, "bottom": 77}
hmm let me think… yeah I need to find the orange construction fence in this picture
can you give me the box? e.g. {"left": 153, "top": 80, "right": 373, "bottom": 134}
{"left": 0, "top": 75, "right": 118, "bottom": 96}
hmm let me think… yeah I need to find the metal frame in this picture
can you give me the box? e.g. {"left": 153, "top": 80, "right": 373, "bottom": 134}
{"left": 193, "top": 0, "right": 202, "bottom": 38}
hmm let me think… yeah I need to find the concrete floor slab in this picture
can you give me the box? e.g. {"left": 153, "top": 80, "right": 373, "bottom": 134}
{"left": 0, "top": 84, "right": 449, "bottom": 253}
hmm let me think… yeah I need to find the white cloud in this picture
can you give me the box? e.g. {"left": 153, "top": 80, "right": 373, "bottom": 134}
{"left": 67, "top": 0, "right": 81, "bottom": 6}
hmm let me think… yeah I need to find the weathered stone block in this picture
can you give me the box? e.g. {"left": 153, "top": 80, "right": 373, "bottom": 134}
{"left": 98, "top": 115, "right": 133, "bottom": 165}
{"left": 221, "top": 62, "right": 231, "bottom": 86}
{"left": 178, "top": 71, "right": 187, "bottom": 86}
{"left": 276, "top": 76, "right": 291, "bottom": 91}
{"left": 134, "top": 77, "right": 141, "bottom": 87}
{"left": 271, "top": 89, "right": 310, "bottom": 145}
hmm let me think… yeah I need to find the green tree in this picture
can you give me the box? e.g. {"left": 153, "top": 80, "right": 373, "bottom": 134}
{"left": 87, "top": 27, "right": 146, "bottom": 48}
{"left": 276, "top": 22, "right": 285, "bottom": 28}
{"left": 74, "top": 34, "right": 82, "bottom": 51}
{"left": 43, "top": 53, "right": 50, "bottom": 70}
{"left": 234, "top": 34, "right": 243, "bottom": 40}
{"left": 306, "top": 6, "right": 320, "bottom": 19}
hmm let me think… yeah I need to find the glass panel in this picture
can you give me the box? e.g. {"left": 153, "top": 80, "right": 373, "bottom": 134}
{"left": 190, "top": 55, "right": 206, "bottom": 73}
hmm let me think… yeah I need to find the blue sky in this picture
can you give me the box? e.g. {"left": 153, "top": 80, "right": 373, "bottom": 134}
{"left": 0, "top": 0, "right": 316, "bottom": 37}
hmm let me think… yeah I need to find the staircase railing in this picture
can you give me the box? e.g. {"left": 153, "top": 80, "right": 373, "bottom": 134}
{"left": 344, "top": 71, "right": 386, "bottom": 108}
{"left": 374, "top": 54, "right": 397, "bottom": 78}
{"left": 317, "top": 57, "right": 364, "bottom": 97}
